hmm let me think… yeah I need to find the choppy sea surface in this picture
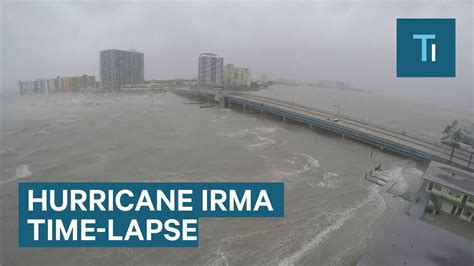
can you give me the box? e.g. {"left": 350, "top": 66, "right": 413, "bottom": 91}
{"left": 0, "top": 88, "right": 445, "bottom": 265}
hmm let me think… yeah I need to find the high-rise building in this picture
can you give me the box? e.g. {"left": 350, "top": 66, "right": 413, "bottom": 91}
{"left": 223, "top": 64, "right": 251, "bottom": 89}
{"left": 198, "top": 53, "right": 223, "bottom": 89}
{"left": 100, "top": 49, "right": 144, "bottom": 90}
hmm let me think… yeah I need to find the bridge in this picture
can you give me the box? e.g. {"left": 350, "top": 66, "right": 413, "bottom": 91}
{"left": 174, "top": 89, "right": 474, "bottom": 171}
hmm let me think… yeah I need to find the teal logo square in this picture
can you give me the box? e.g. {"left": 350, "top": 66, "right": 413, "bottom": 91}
{"left": 397, "top": 18, "right": 455, "bottom": 77}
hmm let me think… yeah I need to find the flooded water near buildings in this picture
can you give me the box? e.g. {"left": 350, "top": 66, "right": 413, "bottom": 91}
{"left": 0, "top": 89, "right": 459, "bottom": 265}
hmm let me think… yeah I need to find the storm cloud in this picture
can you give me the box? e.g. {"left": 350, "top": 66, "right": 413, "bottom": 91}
{"left": 1, "top": 1, "right": 473, "bottom": 109}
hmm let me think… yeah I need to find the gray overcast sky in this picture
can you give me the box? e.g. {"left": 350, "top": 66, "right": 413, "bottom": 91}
{"left": 1, "top": 1, "right": 473, "bottom": 109}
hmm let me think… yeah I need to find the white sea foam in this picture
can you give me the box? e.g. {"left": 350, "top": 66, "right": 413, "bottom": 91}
{"left": 247, "top": 135, "right": 276, "bottom": 148}
{"left": 0, "top": 165, "right": 32, "bottom": 186}
{"left": 331, "top": 185, "right": 387, "bottom": 265}
{"left": 280, "top": 185, "right": 385, "bottom": 265}
{"left": 80, "top": 99, "right": 100, "bottom": 105}
{"left": 90, "top": 153, "right": 110, "bottom": 168}
{"left": 317, "top": 172, "right": 341, "bottom": 189}
{"left": 220, "top": 126, "right": 278, "bottom": 145}
{"left": 30, "top": 130, "right": 50, "bottom": 136}
{"left": 256, "top": 127, "right": 278, "bottom": 134}
{"left": 383, "top": 167, "right": 408, "bottom": 196}
{"left": 208, "top": 248, "right": 230, "bottom": 266}
{"left": 21, "top": 146, "right": 47, "bottom": 158}
{"left": 271, "top": 153, "right": 320, "bottom": 189}
{"left": 405, "top": 167, "right": 424, "bottom": 177}
{"left": 221, "top": 129, "right": 276, "bottom": 148}
{"left": 293, "top": 153, "right": 320, "bottom": 173}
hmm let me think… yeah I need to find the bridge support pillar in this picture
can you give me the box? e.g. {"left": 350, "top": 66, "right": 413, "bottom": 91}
{"left": 449, "top": 146, "right": 455, "bottom": 162}
{"left": 468, "top": 152, "right": 473, "bottom": 168}
{"left": 215, "top": 90, "right": 226, "bottom": 108}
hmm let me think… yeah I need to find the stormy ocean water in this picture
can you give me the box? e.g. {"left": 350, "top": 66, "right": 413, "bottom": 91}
{"left": 0, "top": 87, "right": 467, "bottom": 265}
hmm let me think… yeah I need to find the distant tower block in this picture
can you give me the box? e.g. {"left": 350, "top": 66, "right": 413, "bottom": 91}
{"left": 100, "top": 49, "right": 144, "bottom": 90}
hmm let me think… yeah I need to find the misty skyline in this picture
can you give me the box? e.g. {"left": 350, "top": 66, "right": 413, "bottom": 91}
{"left": 2, "top": 1, "right": 473, "bottom": 109}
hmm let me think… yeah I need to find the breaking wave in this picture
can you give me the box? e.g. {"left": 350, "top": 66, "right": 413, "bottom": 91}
{"left": 256, "top": 127, "right": 279, "bottom": 134}
{"left": 280, "top": 185, "right": 386, "bottom": 265}
{"left": 381, "top": 167, "right": 407, "bottom": 196}
{"left": 271, "top": 153, "right": 320, "bottom": 189}
{"left": 246, "top": 133, "right": 276, "bottom": 148}
{"left": 219, "top": 128, "right": 276, "bottom": 148}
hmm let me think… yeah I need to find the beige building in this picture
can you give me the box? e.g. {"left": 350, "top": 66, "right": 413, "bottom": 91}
{"left": 224, "top": 64, "right": 251, "bottom": 89}
{"left": 18, "top": 75, "right": 95, "bottom": 94}
{"left": 63, "top": 75, "right": 96, "bottom": 91}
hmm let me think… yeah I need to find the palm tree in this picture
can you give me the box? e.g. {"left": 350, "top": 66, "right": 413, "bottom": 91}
{"left": 441, "top": 120, "right": 463, "bottom": 162}
{"left": 452, "top": 129, "right": 463, "bottom": 143}
{"left": 452, "top": 120, "right": 458, "bottom": 128}
{"left": 442, "top": 124, "right": 452, "bottom": 140}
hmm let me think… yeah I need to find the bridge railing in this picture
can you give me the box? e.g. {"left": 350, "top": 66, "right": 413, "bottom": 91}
{"left": 227, "top": 95, "right": 473, "bottom": 171}
{"left": 243, "top": 93, "right": 473, "bottom": 157}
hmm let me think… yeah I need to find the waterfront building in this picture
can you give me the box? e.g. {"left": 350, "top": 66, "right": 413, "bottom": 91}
{"left": 18, "top": 79, "right": 47, "bottom": 94}
{"left": 424, "top": 161, "right": 474, "bottom": 223}
{"left": 223, "top": 64, "right": 251, "bottom": 89}
{"left": 318, "top": 80, "right": 350, "bottom": 89}
{"left": 18, "top": 75, "right": 95, "bottom": 94}
{"left": 198, "top": 53, "right": 223, "bottom": 89}
{"left": 260, "top": 74, "right": 268, "bottom": 86}
{"left": 63, "top": 75, "right": 96, "bottom": 92}
{"left": 100, "top": 49, "right": 144, "bottom": 90}
{"left": 46, "top": 77, "right": 64, "bottom": 93}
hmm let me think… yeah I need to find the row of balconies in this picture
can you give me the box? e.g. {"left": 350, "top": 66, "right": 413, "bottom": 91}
{"left": 426, "top": 182, "right": 474, "bottom": 209}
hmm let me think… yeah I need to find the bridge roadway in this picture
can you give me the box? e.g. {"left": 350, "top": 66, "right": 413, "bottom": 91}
{"left": 225, "top": 93, "right": 473, "bottom": 171}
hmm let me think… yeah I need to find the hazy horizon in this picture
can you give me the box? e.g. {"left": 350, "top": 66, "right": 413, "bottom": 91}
{"left": 1, "top": 1, "right": 473, "bottom": 110}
